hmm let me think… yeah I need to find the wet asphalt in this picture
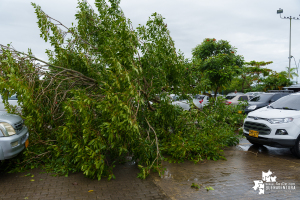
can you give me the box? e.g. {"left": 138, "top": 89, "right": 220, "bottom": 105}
{"left": 1, "top": 138, "right": 300, "bottom": 199}
{"left": 150, "top": 138, "right": 300, "bottom": 200}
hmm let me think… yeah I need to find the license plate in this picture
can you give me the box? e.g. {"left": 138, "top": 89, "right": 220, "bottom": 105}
{"left": 238, "top": 110, "right": 242, "bottom": 114}
{"left": 249, "top": 130, "right": 259, "bottom": 138}
{"left": 25, "top": 139, "right": 29, "bottom": 148}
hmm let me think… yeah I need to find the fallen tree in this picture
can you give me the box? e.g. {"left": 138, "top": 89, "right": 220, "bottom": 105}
{"left": 0, "top": 0, "right": 245, "bottom": 180}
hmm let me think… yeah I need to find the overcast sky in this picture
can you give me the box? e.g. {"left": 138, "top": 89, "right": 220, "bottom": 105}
{"left": 1, "top": 0, "right": 300, "bottom": 80}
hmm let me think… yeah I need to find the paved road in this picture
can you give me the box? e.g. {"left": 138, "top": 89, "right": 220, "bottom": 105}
{"left": 1, "top": 138, "right": 300, "bottom": 200}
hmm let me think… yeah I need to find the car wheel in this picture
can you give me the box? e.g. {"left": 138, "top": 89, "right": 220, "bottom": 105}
{"left": 290, "top": 136, "right": 300, "bottom": 158}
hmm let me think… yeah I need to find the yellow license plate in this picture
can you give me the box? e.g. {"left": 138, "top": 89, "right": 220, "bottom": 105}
{"left": 249, "top": 130, "right": 259, "bottom": 138}
{"left": 238, "top": 110, "right": 242, "bottom": 114}
{"left": 25, "top": 139, "right": 29, "bottom": 148}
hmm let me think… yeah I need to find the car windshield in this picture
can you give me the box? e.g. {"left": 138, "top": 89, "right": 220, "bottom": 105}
{"left": 8, "top": 94, "right": 18, "bottom": 100}
{"left": 194, "top": 95, "right": 205, "bottom": 99}
{"left": 249, "top": 94, "right": 273, "bottom": 102}
{"left": 225, "top": 95, "right": 235, "bottom": 100}
{"left": 270, "top": 95, "right": 300, "bottom": 110}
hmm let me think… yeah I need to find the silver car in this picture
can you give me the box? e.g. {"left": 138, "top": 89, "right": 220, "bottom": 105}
{"left": 0, "top": 112, "right": 29, "bottom": 160}
{"left": 171, "top": 94, "right": 210, "bottom": 110}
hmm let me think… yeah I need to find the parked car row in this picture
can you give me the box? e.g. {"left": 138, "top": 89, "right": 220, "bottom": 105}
{"left": 1, "top": 89, "right": 298, "bottom": 161}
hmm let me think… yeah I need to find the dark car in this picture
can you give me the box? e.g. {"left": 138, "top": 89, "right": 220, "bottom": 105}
{"left": 244, "top": 93, "right": 291, "bottom": 114}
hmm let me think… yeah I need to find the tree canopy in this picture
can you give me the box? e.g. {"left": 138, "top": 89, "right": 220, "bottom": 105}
{"left": 192, "top": 38, "right": 244, "bottom": 97}
{"left": 0, "top": 0, "right": 246, "bottom": 180}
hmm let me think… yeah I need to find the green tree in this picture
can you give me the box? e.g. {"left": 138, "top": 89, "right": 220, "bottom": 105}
{"left": 285, "top": 67, "right": 298, "bottom": 79}
{"left": 231, "top": 61, "right": 273, "bottom": 92}
{"left": 192, "top": 38, "right": 244, "bottom": 98}
{"left": 0, "top": 1, "right": 245, "bottom": 180}
{"left": 263, "top": 71, "right": 293, "bottom": 90}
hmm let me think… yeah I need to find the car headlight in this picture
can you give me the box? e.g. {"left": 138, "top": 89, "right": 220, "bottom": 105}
{"left": 247, "top": 105, "right": 257, "bottom": 110}
{"left": 268, "top": 117, "right": 293, "bottom": 124}
{"left": 0, "top": 122, "right": 16, "bottom": 136}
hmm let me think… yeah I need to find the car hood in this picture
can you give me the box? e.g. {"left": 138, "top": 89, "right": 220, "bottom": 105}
{"left": 248, "top": 101, "right": 268, "bottom": 106}
{"left": 248, "top": 107, "right": 300, "bottom": 119}
{"left": 0, "top": 111, "right": 23, "bottom": 125}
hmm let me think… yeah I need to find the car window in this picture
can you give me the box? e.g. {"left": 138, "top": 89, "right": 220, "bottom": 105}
{"left": 249, "top": 94, "right": 273, "bottom": 102}
{"left": 270, "top": 94, "right": 282, "bottom": 102}
{"left": 8, "top": 95, "right": 18, "bottom": 100}
{"left": 238, "top": 96, "right": 248, "bottom": 101}
{"left": 225, "top": 95, "right": 235, "bottom": 100}
{"left": 1, "top": 94, "right": 18, "bottom": 100}
{"left": 271, "top": 95, "right": 300, "bottom": 110}
{"left": 194, "top": 95, "right": 205, "bottom": 100}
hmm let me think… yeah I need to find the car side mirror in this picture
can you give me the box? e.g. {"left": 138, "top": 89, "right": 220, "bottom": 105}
{"left": 269, "top": 99, "right": 275, "bottom": 103}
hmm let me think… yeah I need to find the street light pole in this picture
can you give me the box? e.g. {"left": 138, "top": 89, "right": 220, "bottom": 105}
{"left": 277, "top": 8, "right": 300, "bottom": 81}
{"left": 289, "top": 17, "right": 291, "bottom": 79}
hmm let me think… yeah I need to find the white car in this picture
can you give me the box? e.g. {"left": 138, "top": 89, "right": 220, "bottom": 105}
{"left": 225, "top": 92, "right": 244, "bottom": 100}
{"left": 0, "top": 94, "right": 20, "bottom": 112}
{"left": 225, "top": 94, "right": 253, "bottom": 105}
{"left": 171, "top": 95, "right": 210, "bottom": 110}
{"left": 242, "top": 92, "right": 300, "bottom": 157}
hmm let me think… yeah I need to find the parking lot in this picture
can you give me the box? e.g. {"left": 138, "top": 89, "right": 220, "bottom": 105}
{"left": 1, "top": 138, "right": 300, "bottom": 200}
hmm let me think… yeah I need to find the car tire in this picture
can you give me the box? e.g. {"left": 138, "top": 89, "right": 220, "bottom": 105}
{"left": 290, "top": 136, "right": 300, "bottom": 158}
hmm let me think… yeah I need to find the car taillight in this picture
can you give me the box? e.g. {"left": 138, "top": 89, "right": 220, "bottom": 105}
{"left": 225, "top": 101, "right": 231, "bottom": 105}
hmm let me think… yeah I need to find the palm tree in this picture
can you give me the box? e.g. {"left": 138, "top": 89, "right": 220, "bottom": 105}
{"left": 285, "top": 67, "right": 299, "bottom": 79}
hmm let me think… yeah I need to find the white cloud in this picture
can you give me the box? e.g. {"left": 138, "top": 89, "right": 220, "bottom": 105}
{"left": 2, "top": 0, "right": 300, "bottom": 79}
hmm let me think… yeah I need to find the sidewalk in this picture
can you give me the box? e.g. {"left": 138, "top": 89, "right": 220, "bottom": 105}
{"left": 0, "top": 163, "right": 168, "bottom": 200}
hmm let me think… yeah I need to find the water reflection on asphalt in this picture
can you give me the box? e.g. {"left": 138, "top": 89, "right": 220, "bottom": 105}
{"left": 238, "top": 138, "right": 300, "bottom": 162}
{"left": 151, "top": 137, "right": 300, "bottom": 199}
